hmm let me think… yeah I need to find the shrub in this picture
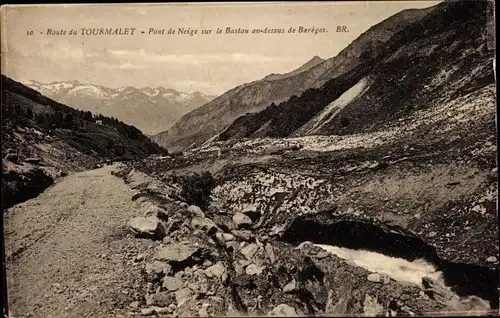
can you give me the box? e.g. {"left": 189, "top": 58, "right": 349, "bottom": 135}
{"left": 341, "top": 117, "right": 351, "bottom": 127}
{"left": 25, "top": 108, "right": 33, "bottom": 119}
{"left": 179, "top": 171, "right": 215, "bottom": 210}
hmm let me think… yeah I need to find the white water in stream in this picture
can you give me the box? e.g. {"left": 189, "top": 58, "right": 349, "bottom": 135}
{"left": 314, "top": 244, "right": 495, "bottom": 314}
{"left": 314, "top": 244, "right": 446, "bottom": 288}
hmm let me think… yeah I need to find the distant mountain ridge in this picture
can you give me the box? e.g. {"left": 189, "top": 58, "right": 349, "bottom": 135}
{"left": 21, "top": 80, "right": 217, "bottom": 135}
{"left": 153, "top": 5, "right": 437, "bottom": 153}
{"left": 262, "top": 56, "right": 325, "bottom": 81}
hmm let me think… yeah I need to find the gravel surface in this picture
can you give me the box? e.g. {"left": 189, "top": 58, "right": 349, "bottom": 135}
{"left": 5, "top": 166, "right": 152, "bottom": 317}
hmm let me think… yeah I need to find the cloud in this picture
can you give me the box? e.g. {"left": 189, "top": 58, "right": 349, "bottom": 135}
{"left": 109, "top": 49, "right": 298, "bottom": 65}
{"left": 8, "top": 42, "right": 304, "bottom": 96}
{"left": 94, "top": 61, "right": 146, "bottom": 70}
{"left": 175, "top": 79, "right": 217, "bottom": 92}
{"left": 118, "top": 62, "right": 146, "bottom": 69}
{"left": 14, "top": 41, "right": 92, "bottom": 62}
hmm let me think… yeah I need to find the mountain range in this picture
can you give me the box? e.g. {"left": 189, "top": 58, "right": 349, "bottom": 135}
{"left": 20, "top": 80, "right": 216, "bottom": 135}
{"left": 152, "top": 5, "right": 438, "bottom": 152}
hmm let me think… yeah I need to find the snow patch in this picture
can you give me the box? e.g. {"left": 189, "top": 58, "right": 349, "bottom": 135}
{"left": 68, "top": 85, "right": 108, "bottom": 99}
{"left": 304, "top": 76, "right": 371, "bottom": 134}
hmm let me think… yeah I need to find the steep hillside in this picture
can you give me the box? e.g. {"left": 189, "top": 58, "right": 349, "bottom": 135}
{"left": 1, "top": 75, "right": 166, "bottom": 209}
{"left": 115, "top": 77, "right": 498, "bottom": 314}
{"left": 153, "top": 5, "right": 436, "bottom": 153}
{"left": 114, "top": 2, "right": 497, "bottom": 306}
{"left": 22, "top": 80, "right": 216, "bottom": 135}
{"left": 218, "top": 1, "right": 494, "bottom": 141}
{"left": 262, "top": 56, "right": 325, "bottom": 81}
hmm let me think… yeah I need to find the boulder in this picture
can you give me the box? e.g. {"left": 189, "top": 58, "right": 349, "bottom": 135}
{"left": 283, "top": 279, "right": 296, "bottom": 293}
{"left": 367, "top": 273, "right": 382, "bottom": 283}
{"left": 154, "top": 243, "right": 200, "bottom": 263}
{"left": 145, "top": 261, "right": 172, "bottom": 281}
{"left": 222, "top": 233, "right": 235, "bottom": 241}
{"left": 187, "top": 205, "right": 205, "bottom": 218}
{"left": 267, "top": 304, "right": 298, "bottom": 316}
{"left": 486, "top": 256, "right": 497, "bottom": 263}
{"left": 232, "top": 212, "right": 253, "bottom": 229}
{"left": 163, "top": 276, "right": 184, "bottom": 291}
{"left": 227, "top": 304, "right": 245, "bottom": 317}
{"left": 215, "top": 232, "right": 235, "bottom": 243}
{"left": 126, "top": 169, "right": 153, "bottom": 190}
{"left": 152, "top": 291, "right": 176, "bottom": 307}
{"left": 205, "top": 262, "right": 227, "bottom": 279}
{"left": 141, "top": 307, "right": 169, "bottom": 316}
{"left": 191, "top": 216, "right": 218, "bottom": 235}
{"left": 240, "top": 243, "right": 259, "bottom": 260}
{"left": 233, "top": 262, "right": 245, "bottom": 275}
{"left": 245, "top": 263, "right": 265, "bottom": 276}
{"left": 128, "top": 216, "right": 166, "bottom": 240}
{"left": 231, "top": 229, "right": 254, "bottom": 241}
{"left": 203, "top": 260, "right": 213, "bottom": 267}
{"left": 175, "top": 288, "right": 195, "bottom": 307}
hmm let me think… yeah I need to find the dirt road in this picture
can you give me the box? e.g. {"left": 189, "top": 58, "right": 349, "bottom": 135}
{"left": 4, "top": 166, "right": 153, "bottom": 317}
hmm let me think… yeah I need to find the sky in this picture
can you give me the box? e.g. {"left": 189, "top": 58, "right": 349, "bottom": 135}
{"left": 1, "top": 1, "right": 441, "bottom": 96}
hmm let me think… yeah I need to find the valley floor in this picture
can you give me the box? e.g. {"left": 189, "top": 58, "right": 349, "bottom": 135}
{"left": 4, "top": 166, "right": 153, "bottom": 317}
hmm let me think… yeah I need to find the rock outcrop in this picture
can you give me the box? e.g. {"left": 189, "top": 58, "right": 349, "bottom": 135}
{"left": 110, "top": 159, "right": 496, "bottom": 316}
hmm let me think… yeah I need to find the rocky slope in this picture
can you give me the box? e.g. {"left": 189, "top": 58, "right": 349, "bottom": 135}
{"left": 218, "top": 0, "right": 494, "bottom": 141}
{"left": 106, "top": 122, "right": 498, "bottom": 316}
{"left": 21, "top": 80, "right": 216, "bottom": 135}
{"left": 1, "top": 75, "right": 166, "bottom": 209}
{"left": 109, "top": 3, "right": 498, "bottom": 315}
{"left": 153, "top": 5, "right": 437, "bottom": 153}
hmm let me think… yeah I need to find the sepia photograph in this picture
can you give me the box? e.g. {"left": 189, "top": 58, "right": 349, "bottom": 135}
{"left": 1, "top": 1, "right": 498, "bottom": 317}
